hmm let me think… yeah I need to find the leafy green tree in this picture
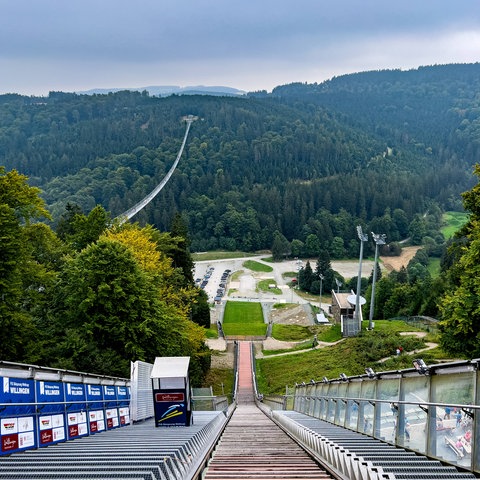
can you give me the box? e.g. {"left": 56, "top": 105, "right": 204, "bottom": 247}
{"left": 68, "top": 205, "right": 111, "bottom": 250}
{"left": 408, "top": 214, "right": 427, "bottom": 245}
{"left": 191, "top": 288, "right": 211, "bottom": 329}
{"left": 51, "top": 238, "right": 199, "bottom": 376}
{"left": 304, "top": 234, "right": 321, "bottom": 257}
{"left": 55, "top": 203, "right": 83, "bottom": 241}
{"left": 169, "top": 212, "right": 194, "bottom": 285}
{"left": 271, "top": 230, "right": 291, "bottom": 260}
{"left": 0, "top": 168, "right": 51, "bottom": 361}
{"left": 298, "top": 260, "right": 314, "bottom": 292}
{"left": 290, "top": 239, "right": 304, "bottom": 257}
{"left": 330, "top": 236, "right": 346, "bottom": 259}
{"left": 315, "top": 251, "right": 335, "bottom": 293}
{"left": 438, "top": 165, "right": 480, "bottom": 357}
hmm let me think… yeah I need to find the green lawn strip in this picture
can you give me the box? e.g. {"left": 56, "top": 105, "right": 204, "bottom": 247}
{"left": 222, "top": 301, "right": 266, "bottom": 336}
{"left": 265, "top": 324, "right": 342, "bottom": 355}
{"left": 272, "top": 324, "right": 314, "bottom": 341}
{"left": 242, "top": 260, "right": 273, "bottom": 272}
{"left": 205, "top": 327, "right": 219, "bottom": 339}
{"left": 192, "top": 251, "right": 255, "bottom": 261}
{"left": 257, "top": 279, "right": 282, "bottom": 294}
{"left": 203, "top": 367, "right": 235, "bottom": 398}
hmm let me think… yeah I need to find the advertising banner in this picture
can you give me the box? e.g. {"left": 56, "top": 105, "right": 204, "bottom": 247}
{"left": 38, "top": 413, "right": 65, "bottom": 447}
{"left": 105, "top": 407, "right": 120, "bottom": 429}
{"left": 36, "top": 381, "right": 66, "bottom": 447}
{"left": 65, "top": 383, "right": 88, "bottom": 440}
{"left": 116, "top": 386, "right": 130, "bottom": 426}
{"left": 0, "top": 377, "right": 35, "bottom": 416}
{"left": 86, "top": 385, "right": 104, "bottom": 433}
{"left": 103, "top": 385, "right": 119, "bottom": 429}
{"left": 36, "top": 381, "right": 64, "bottom": 412}
{"left": 66, "top": 411, "right": 88, "bottom": 440}
{"left": 153, "top": 391, "right": 188, "bottom": 427}
{"left": 87, "top": 409, "right": 105, "bottom": 434}
{"left": 0, "top": 376, "right": 36, "bottom": 455}
{"left": 65, "top": 383, "right": 86, "bottom": 412}
{"left": 1, "top": 416, "right": 35, "bottom": 455}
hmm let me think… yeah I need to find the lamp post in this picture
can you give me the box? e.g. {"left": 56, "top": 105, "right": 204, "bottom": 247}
{"left": 318, "top": 273, "right": 324, "bottom": 312}
{"left": 355, "top": 226, "right": 368, "bottom": 331}
{"left": 368, "top": 232, "right": 386, "bottom": 330}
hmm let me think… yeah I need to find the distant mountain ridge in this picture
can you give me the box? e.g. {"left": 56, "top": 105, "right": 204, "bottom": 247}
{"left": 76, "top": 85, "right": 246, "bottom": 97}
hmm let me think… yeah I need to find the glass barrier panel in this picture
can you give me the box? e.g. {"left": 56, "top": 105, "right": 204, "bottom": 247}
{"left": 335, "top": 383, "right": 348, "bottom": 426}
{"left": 376, "top": 378, "right": 399, "bottom": 443}
{"left": 313, "top": 384, "right": 322, "bottom": 418}
{"left": 401, "top": 375, "right": 429, "bottom": 453}
{"left": 431, "top": 371, "right": 474, "bottom": 470}
{"left": 346, "top": 381, "right": 361, "bottom": 431}
{"left": 337, "top": 399, "right": 347, "bottom": 427}
{"left": 327, "top": 383, "right": 339, "bottom": 423}
{"left": 360, "top": 380, "right": 376, "bottom": 436}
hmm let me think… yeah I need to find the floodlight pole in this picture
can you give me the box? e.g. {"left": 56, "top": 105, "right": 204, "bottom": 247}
{"left": 318, "top": 273, "right": 324, "bottom": 312}
{"left": 368, "top": 232, "right": 386, "bottom": 330}
{"left": 355, "top": 226, "right": 368, "bottom": 331}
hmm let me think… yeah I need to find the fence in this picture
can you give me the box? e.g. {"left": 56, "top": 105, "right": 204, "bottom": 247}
{"left": 0, "top": 361, "right": 130, "bottom": 455}
{"left": 266, "top": 358, "right": 480, "bottom": 474}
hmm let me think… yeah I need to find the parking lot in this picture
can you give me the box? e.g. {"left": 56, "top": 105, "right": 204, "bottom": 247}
{"left": 194, "top": 256, "right": 375, "bottom": 304}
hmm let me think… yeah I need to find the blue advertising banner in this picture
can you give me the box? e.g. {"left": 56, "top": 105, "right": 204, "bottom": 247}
{"left": 116, "top": 386, "right": 130, "bottom": 426}
{"left": 0, "top": 377, "right": 36, "bottom": 455}
{"left": 103, "top": 385, "right": 119, "bottom": 429}
{"left": 153, "top": 391, "right": 188, "bottom": 427}
{"left": 36, "top": 381, "right": 66, "bottom": 447}
{"left": 36, "top": 381, "right": 65, "bottom": 413}
{"left": 64, "top": 383, "right": 88, "bottom": 440}
{"left": 0, "top": 377, "right": 35, "bottom": 416}
{"left": 116, "top": 386, "right": 129, "bottom": 405}
{"left": 86, "top": 384, "right": 103, "bottom": 408}
{"left": 65, "top": 383, "right": 86, "bottom": 412}
{"left": 86, "top": 385, "right": 105, "bottom": 434}
{"left": 103, "top": 385, "right": 116, "bottom": 407}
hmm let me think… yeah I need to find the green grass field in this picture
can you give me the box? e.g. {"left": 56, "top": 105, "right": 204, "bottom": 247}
{"left": 255, "top": 319, "right": 453, "bottom": 394}
{"left": 222, "top": 301, "right": 267, "bottom": 336}
{"left": 192, "top": 251, "right": 255, "bottom": 261}
{"left": 442, "top": 211, "right": 468, "bottom": 239}
{"left": 257, "top": 279, "right": 282, "bottom": 294}
{"left": 242, "top": 260, "right": 273, "bottom": 272}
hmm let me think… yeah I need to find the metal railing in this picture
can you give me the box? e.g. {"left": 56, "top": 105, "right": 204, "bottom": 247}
{"left": 284, "top": 359, "right": 480, "bottom": 474}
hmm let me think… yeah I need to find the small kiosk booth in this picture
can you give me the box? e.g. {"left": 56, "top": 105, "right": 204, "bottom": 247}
{"left": 150, "top": 357, "right": 191, "bottom": 427}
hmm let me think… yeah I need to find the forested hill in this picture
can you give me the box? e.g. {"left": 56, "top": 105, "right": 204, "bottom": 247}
{"left": 1, "top": 63, "right": 479, "bottom": 254}
{"left": 272, "top": 63, "right": 480, "bottom": 159}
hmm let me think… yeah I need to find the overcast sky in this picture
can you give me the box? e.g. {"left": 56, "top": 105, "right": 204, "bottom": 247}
{"left": 1, "top": 0, "right": 480, "bottom": 96}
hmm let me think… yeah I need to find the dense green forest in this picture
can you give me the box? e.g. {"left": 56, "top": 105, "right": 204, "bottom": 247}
{"left": 2, "top": 64, "right": 479, "bottom": 257}
{"left": 3, "top": 63, "right": 480, "bottom": 368}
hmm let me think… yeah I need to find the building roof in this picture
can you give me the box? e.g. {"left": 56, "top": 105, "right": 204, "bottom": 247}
{"left": 332, "top": 291, "right": 357, "bottom": 310}
{"left": 150, "top": 357, "right": 190, "bottom": 379}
